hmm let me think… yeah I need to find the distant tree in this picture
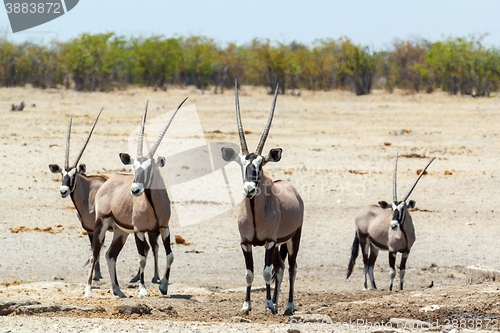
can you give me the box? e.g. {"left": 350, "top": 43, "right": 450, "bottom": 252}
{"left": 389, "top": 39, "right": 429, "bottom": 92}
{"left": 338, "top": 38, "right": 376, "bottom": 95}
{"left": 181, "top": 36, "right": 219, "bottom": 90}
{"left": 130, "top": 36, "right": 182, "bottom": 89}
{"left": 248, "top": 39, "right": 292, "bottom": 94}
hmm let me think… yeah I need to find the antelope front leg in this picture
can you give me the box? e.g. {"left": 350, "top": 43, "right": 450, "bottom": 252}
{"left": 241, "top": 243, "right": 254, "bottom": 315}
{"left": 388, "top": 252, "right": 396, "bottom": 291}
{"left": 264, "top": 241, "right": 276, "bottom": 314}
{"left": 130, "top": 239, "right": 150, "bottom": 283}
{"left": 84, "top": 217, "right": 109, "bottom": 298}
{"left": 159, "top": 227, "right": 174, "bottom": 295}
{"left": 134, "top": 232, "right": 149, "bottom": 297}
{"left": 399, "top": 252, "right": 409, "bottom": 290}
{"left": 148, "top": 231, "right": 160, "bottom": 284}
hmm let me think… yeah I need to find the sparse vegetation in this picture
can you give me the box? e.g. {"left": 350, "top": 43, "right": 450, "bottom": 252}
{"left": 0, "top": 33, "right": 499, "bottom": 96}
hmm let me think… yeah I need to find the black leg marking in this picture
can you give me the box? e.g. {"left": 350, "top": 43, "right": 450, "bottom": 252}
{"left": 88, "top": 232, "right": 102, "bottom": 281}
{"left": 368, "top": 244, "right": 378, "bottom": 290}
{"left": 285, "top": 227, "right": 301, "bottom": 316}
{"left": 148, "top": 231, "right": 160, "bottom": 284}
{"left": 359, "top": 235, "right": 370, "bottom": 290}
{"left": 241, "top": 244, "right": 253, "bottom": 315}
{"left": 159, "top": 228, "right": 174, "bottom": 295}
{"left": 399, "top": 252, "right": 409, "bottom": 291}
{"left": 134, "top": 232, "right": 149, "bottom": 297}
{"left": 389, "top": 252, "right": 396, "bottom": 291}
{"left": 264, "top": 242, "right": 276, "bottom": 314}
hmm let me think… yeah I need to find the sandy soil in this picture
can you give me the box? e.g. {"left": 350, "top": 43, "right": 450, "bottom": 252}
{"left": 0, "top": 86, "right": 500, "bottom": 331}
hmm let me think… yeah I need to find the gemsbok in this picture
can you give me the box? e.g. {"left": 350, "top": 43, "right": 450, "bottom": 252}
{"left": 221, "top": 82, "right": 304, "bottom": 315}
{"left": 84, "top": 98, "right": 187, "bottom": 298}
{"left": 346, "top": 154, "right": 435, "bottom": 291}
{"left": 49, "top": 111, "right": 159, "bottom": 284}
{"left": 49, "top": 110, "right": 107, "bottom": 280}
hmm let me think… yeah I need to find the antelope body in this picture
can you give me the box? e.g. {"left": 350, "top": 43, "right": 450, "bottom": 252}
{"left": 347, "top": 155, "right": 435, "bottom": 291}
{"left": 222, "top": 82, "right": 303, "bottom": 315}
{"left": 84, "top": 99, "right": 187, "bottom": 298}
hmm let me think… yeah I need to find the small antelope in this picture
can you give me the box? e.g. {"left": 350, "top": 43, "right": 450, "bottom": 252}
{"left": 221, "top": 82, "right": 304, "bottom": 315}
{"left": 49, "top": 111, "right": 107, "bottom": 280}
{"left": 49, "top": 111, "right": 159, "bottom": 284}
{"left": 84, "top": 99, "right": 187, "bottom": 298}
{"left": 347, "top": 154, "right": 435, "bottom": 291}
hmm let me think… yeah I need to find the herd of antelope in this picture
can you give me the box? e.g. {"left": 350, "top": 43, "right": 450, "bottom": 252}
{"left": 50, "top": 82, "right": 434, "bottom": 316}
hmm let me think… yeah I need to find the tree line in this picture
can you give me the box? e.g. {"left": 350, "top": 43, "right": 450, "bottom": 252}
{"left": 0, "top": 33, "right": 499, "bottom": 96}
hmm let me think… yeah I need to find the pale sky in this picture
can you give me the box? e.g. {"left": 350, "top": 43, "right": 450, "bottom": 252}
{"left": 1, "top": 0, "right": 500, "bottom": 49}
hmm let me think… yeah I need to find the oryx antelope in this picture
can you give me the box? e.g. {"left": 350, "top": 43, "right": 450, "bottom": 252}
{"left": 49, "top": 111, "right": 160, "bottom": 284}
{"left": 49, "top": 110, "right": 107, "bottom": 280}
{"left": 346, "top": 154, "right": 435, "bottom": 291}
{"left": 84, "top": 98, "right": 187, "bottom": 298}
{"left": 221, "top": 82, "right": 304, "bottom": 315}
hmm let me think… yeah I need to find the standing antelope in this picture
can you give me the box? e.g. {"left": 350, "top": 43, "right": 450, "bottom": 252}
{"left": 346, "top": 154, "right": 435, "bottom": 291}
{"left": 49, "top": 111, "right": 159, "bottom": 284}
{"left": 84, "top": 99, "right": 187, "bottom": 298}
{"left": 49, "top": 110, "right": 107, "bottom": 280}
{"left": 221, "top": 82, "right": 304, "bottom": 315}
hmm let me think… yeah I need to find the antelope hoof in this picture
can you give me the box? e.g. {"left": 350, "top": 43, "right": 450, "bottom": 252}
{"left": 284, "top": 302, "right": 295, "bottom": 316}
{"left": 159, "top": 278, "right": 169, "bottom": 295}
{"left": 139, "top": 285, "right": 148, "bottom": 298}
{"left": 93, "top": 273, "right": 102, "bottom": 281}
{"left": 84, "top": 285, "right": 92, "bottom": 298}
{"left": 240, "top": 301, "right": 251, "bottom": 315}
{"left": 151, "top": 275, "right": 160, "bottom": 284}
{"left": 113, "top": 288, "right": 127, "bottom": 298}
{"left": 265, "top": 300, "right": 276, "bottom": 315}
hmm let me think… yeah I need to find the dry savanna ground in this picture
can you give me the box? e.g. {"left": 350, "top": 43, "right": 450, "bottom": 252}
{"left": 0, "top": 86, "right": 500, "bottom": 332}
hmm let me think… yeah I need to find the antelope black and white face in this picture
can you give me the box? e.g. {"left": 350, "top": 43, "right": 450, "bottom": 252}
{"left": 222, "top": 147, "right": 282, "bottom": 199}
{"left": 49, "top": 164, "right": 86, "bottom": 198}
{"left": 378, "top": 200, "right": 415, "bottom": 230}
{"left": 119, "top": 153, "right": 165, "bottom": 196}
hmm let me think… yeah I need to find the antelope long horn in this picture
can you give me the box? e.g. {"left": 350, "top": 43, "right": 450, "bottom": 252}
{"left": 146, "top": 97, "right": 188, "bottom": 158}
{"left": 393, "top": 153, "right": 398, "bottom": 203}
{"left": 235, "top": 80, "right": 249, "bottom": 155}
{"left": 255, "top": 83, "right": 279, "bottom": 155}
{"left": 402, "top": 157, "right": 436, "bottom": 203}
{"left": 138, "top": 100, "right": 148, "bottom": 157}
{"left": 72, "top": 108, "right": 104, "bottom": 167}
{"left": 65, "top": 115, "right": 73, "bottom": 168}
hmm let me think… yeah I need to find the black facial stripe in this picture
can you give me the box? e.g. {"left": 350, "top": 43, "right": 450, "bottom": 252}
{"left": 245, "top": 164, "right": 260, "bottom": 182}
{"left": 244, "top": 154, "right": 262, "bottom": 183}
{"left": 392, "top": 207, "right": 406, "bottom": 222}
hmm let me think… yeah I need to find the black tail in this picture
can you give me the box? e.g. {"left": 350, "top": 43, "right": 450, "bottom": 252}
{"left": 346, "top": 232, "right": 359, "bottom": 279}
{"left": 272, "top": 244, "right": 288, "bottom": 283}
{"left": 280, "top": 243, "right": 288, "bottom": 261}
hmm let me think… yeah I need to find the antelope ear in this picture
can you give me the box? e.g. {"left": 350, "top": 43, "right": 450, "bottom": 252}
{"left": 78, "top": 164, "right": 86, "bottom": 174}
{"left": 156, "top": 156, "right": 166, "bottom": 167}
{"left": 408, "top": 200, "right": 416, "bottom": 209}
{"left": 378, "top": 201, "right": 390, "bottom": 209}
{"left": 221, "top": 147, "right": 238, "bottom": 162}
{"left": 265, "top": 148, "right": 282, "bottom": 163}
{"left": 119, "top": 153, "right": 132, "bottom": 165}
{"left": 49, "top": 164, "right": 61, "bottom": 173}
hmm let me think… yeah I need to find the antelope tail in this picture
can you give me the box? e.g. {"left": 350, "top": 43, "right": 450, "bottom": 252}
{"left": 346, "top": 232, "right": 359, "bottom": 279}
